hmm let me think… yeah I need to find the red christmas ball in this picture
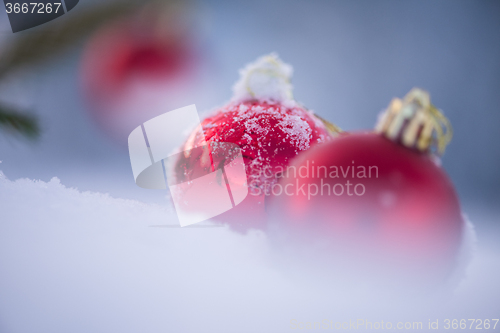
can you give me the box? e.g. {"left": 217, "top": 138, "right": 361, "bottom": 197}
{"left": 177, "top": 100, "right": 332, "bottom": 231}
{"left": 80, "top": 9, "right": 200, "bottom": 144}
{"left": 268, "top": 89, "right": 465, "bottom": 285}
{"left": 172, "top": 54, "right": 336, "bottom": 231}
{"left": 81, "top": 19, "right": 191, "bottom": 105}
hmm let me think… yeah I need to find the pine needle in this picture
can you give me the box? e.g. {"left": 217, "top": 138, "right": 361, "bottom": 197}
{"left": 0, "top": 106, "right": 39, "bottom": 139}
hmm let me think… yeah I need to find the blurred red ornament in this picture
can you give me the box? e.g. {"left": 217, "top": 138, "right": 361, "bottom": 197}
{"left": 172, "top": 55, "right": 338, "bottom": 232}
{"left": 80, "top": 6, "right": 201, "bottom": 144}
{"left": 269, "top": 88, "right": 464, "bottom": 285}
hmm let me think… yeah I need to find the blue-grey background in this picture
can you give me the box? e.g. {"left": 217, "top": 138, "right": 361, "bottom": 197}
{"left": 1, "top": 2, "right": 499, "bottom": 333}
{"left": 1, "top": 0, "right": 498, "bottom": 209}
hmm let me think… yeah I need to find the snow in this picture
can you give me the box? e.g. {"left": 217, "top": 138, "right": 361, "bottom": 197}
{"left": 279, "top": 114, "right": 312, "bottom": 151}
{"left": 232, "top": 103, "right": 314, "bottom": 152}
{"left": 232, "top": 53, "right": 295, "bottom": 106}
{"left": 1, "top": 170, "right": 499, "bottom": 333}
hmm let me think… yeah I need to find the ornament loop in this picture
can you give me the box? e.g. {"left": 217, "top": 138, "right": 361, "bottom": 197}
{"left": 245, "top": 55, "right": 294, "bottom": 100}
{"left": 232, "top": 53, "right": 294, "bottom": 104}
{"left": 428, "top": 103, "right": 453, "bottom": 155}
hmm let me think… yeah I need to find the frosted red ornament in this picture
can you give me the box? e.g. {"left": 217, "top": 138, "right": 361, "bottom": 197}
{"left": 269, "top": 88, "right": 465, "bottom": 285}
{"left": 172, "top": 54, "right": 338, "bottom": 231}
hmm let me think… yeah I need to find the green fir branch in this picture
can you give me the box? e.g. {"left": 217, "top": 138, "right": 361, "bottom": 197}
{"left": 0, "top": 105, "right": 39, "bottom": 139}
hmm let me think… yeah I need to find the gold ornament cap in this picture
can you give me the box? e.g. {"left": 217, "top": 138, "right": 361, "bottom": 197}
{"left": 375, "top": 88, "right": 452, "bottom": 154}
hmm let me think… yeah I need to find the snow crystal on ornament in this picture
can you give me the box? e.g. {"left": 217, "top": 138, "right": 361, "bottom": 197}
{"left": 194, "top": 101, "right": 323, "bottom": 196}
